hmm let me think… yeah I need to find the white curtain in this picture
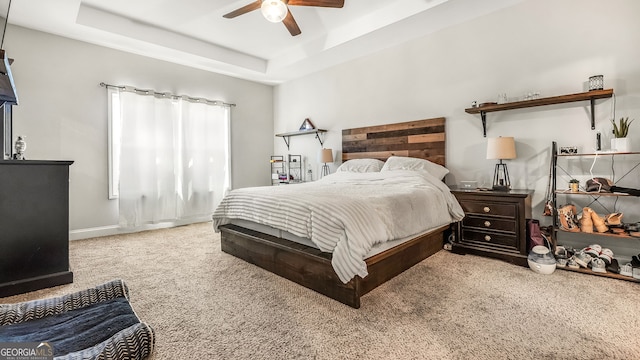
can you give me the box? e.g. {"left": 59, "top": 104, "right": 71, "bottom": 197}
{"left": 114, "top": 89, "right": 230, "bottom": 228}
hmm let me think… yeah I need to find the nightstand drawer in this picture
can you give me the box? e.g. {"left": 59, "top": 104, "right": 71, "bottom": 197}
{"left": 462, "top": 216, "right": 516, "bottom": 233}
{"left": 458, "top": 200, "right": 516, "bottom": 218}
{"left": 461, "top": 229, "right": 519, "bottom": 249}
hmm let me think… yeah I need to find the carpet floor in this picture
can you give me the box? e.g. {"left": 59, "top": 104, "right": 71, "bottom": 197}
{"left": 2, "top": 222, "right": 639, "bottom": 359}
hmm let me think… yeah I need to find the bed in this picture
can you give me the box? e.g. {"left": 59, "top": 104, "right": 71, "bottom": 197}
{"left": 212, "top": 117, "right": 463, "bottom": 308}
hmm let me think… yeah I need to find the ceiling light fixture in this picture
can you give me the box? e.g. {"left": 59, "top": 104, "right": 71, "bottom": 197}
{"left": 261, "top": 0, "right": 288, "bottom": 23}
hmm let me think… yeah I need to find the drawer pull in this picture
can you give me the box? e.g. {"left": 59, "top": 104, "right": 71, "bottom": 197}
{"left": 483, "top": 206, "right": 491, "bottom": 213}
{"left": 484, "top": 235, "right": 491, "bottom": 241}
{"left": 484, "top": 221, "right": 491, "bottom": 227}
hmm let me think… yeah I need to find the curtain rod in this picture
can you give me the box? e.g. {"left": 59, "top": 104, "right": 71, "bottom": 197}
{"left": 99, "top": 82, "right": 236, "bottom": 107}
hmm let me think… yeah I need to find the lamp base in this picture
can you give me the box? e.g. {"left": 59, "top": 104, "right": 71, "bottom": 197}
{"left": 492, "top": 161, "right": 511, "bottom": 192}
{"left": 321, "top": 163, "right": 330, "bottom": 177}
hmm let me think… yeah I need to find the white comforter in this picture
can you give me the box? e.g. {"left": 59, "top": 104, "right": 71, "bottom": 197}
{"left": 212, "top": 170, "right": 464, "bottom": 283}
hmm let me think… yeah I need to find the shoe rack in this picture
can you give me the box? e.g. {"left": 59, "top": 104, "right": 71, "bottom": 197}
{"left": 551, "top": 141, "right": 640, "bottom": 282}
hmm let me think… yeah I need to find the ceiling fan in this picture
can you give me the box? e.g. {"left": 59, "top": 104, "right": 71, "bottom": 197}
{"left": 223, "top": 0, "right": 345, "bottom": 36}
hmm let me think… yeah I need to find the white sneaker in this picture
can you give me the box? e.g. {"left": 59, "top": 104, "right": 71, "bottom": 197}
{"left": 584, "top": 244, "right": 602, "bottom": 258}
{"left": 567, "top": 257, "right": 580, "bottom": 269}
{"left": 620, "top": 263, "right": 633, "bottom": 277}
{"left": 633, "top": 267, "right": 640, "bottom": 280}
{"left": 591, "top": 258, "right": 606, "bottom": 273}
{"left": 574, "top": 251, "right": 592, "bottom": 268}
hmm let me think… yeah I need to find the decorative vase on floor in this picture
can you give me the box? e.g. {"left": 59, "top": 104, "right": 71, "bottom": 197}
{"left": 611, "top": 138, "right": 630, "bottom": 152}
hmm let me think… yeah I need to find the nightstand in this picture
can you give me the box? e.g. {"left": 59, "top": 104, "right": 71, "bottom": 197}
{"left": 450, "top": 188, "right": 533, "bottom": 267}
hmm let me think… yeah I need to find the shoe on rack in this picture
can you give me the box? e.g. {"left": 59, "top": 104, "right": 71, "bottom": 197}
{"left": 631, "top": 255, "right": 640, "bottom": 268}
{"left": 558, "top": 204, "right": 580, "bottom": 232}
{"left": 634, "top": 267, "right": 640, "bottom": 280}
{"left": 556, "top": 258, "right": 568, "bottom": 267}
{"left": 605, "top": 212, "right": 623, "bottom": 226}
{"left": 606, "top": 258, "right": 620, "bottom": 274}
{"left": 598, "top": 248, "right": 614, "bottom": 265}
{"left": 590, "top": 211, "right": 609, "bottom": 233}
{"left": 574, "top": 251, "right": 592, "bottom": 268}
{"left": 620, "top": 263, "right": 633, "bottom": 277}
{"left": 611, "top": 227, "right": 626, "bottom": 234}
{"left": 555, "top": 246, "right": 567, "bottom": 258}
{"left": 583, "top": 244, "right": 602, "bottom": 258}
{"left": 591, "top": 258, "right": 607, "bottom": 273}
{"left": 579, "top": 207, "right": 594, "bottom": 233}
{"left": 567, "top": 257, "right": 580, "bottom": 269}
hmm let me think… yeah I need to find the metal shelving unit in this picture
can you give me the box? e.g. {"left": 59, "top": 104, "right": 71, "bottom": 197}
{"left": 551, "top": 141, "right": 640, "bottom": 283}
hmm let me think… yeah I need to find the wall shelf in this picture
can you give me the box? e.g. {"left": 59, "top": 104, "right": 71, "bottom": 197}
{"left": 275, "top": 129, "right": 327, "bottom": 150}
{"left": 465, "top": 89, "right": 613, "bottom": 137}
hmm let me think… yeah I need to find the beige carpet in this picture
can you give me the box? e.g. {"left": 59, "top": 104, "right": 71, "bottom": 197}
{"left": 3, "top": 222, "right": 640, "bottom": 359}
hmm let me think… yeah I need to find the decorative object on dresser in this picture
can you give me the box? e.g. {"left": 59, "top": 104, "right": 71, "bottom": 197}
{"left": 319, "top": 148, "right": 333, "bottom": 177}
{"left": 12, "top": 134, "right": 25, "bottom": 159}
{"left": 486, "top": 136, "right": 516, "bottom": 191}
{"left": 450, "top": 188, "right": 533, "bottom": 267}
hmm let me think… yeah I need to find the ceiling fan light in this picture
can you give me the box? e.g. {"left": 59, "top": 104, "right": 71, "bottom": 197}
{"left": 261, "top": 0, "right": 288, "bottom": 23}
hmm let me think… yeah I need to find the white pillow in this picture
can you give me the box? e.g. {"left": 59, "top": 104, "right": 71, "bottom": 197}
{"left": 381, "top": 156, "right": 449, "bottom": 180}
{"left": 336, "top": 158, "right": 385, "bottom": 173}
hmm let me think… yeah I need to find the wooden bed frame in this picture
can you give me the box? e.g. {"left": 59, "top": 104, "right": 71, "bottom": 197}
{"left": 218, "top": 117, "right": 448, "bottom": 308}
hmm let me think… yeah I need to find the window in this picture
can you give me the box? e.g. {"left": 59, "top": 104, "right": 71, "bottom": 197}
{"left": 107, "top": 85, "right": 231, "bottom": 227}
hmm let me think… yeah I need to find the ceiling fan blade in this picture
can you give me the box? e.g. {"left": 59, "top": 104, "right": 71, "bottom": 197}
{"left": 282, "top": 9, "right": 302, "bottom": 36}
{"left": 223, "top": 1, "right": 262, "bottom": 19}
{"left": 286, "top": 0, "right": 344, "bottom": 7}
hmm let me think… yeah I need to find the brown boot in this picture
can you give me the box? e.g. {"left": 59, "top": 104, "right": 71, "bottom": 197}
{"left": 591, "top": 211, "right": 609, "bottom": 233}
{"left": 580, "top": 207, "right": 594, "bottom": 233}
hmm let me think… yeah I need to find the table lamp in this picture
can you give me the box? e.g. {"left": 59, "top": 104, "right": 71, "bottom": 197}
{"left": 320, "top": 148, "right": 333, "bottom": 177}
{"left": 486, "top": 137, "right": 516, "bottom": 191}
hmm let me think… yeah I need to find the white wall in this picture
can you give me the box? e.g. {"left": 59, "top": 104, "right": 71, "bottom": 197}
{"left": 273, "top": 0, "right": 640, "bottom": 225}
{"left": 4, "top": 25, "right": 273, "bottom": 238}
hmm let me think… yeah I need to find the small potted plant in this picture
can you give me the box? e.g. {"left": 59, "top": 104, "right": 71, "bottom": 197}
{"left": 569, "top": 179, "right": 579, "bottom": 192}
{"left": 611, "top": 117, "right": 633, "bottom": 152}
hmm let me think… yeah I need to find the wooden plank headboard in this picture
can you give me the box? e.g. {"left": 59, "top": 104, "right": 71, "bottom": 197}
{"left": 341, "top": 117, "right": 446, "bottom": 166}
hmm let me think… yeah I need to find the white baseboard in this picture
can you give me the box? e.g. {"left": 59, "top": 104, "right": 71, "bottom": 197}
{"left": 69, "top": 217, "right": 212, "bottom": 241}
{"left": 70, "top": 225, "right": 121, "bottom": 241}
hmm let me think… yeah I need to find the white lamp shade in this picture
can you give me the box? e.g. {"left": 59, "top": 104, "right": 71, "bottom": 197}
{"left": 320, "top": 148, "right": 334, "bottom": 163}
{"left": 486, "top": 137, "right": 516, "bottom": 160}
{"left": 261, "top": 0, "right": 288, "bottom": 23}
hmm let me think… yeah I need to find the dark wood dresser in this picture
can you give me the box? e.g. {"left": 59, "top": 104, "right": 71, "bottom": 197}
{"left": 450, "top": 188, "right": 533, "bottom": 266}
{"left": 0, "top": 160, "right": 74, "bottom": 297}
